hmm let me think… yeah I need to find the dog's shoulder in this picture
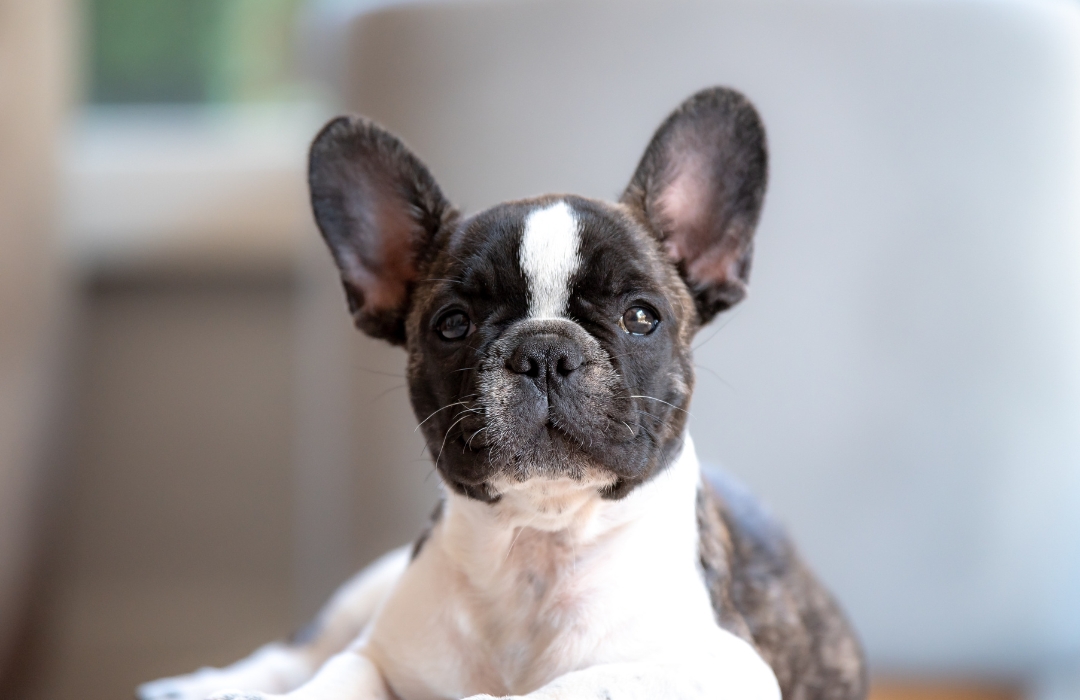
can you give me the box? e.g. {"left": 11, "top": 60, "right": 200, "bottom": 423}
{"left": 697, "top": 466, "right": 868, "bottom": 700}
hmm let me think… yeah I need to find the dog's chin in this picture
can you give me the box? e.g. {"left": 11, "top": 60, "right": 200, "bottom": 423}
{"left": 486, "top": 468, "right": 620, "bottom": 530}
{"left": 440, "top": 424, "right": 634, "bottom": 501}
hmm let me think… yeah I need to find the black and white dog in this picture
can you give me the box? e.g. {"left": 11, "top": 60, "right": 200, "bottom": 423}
{"left": 139, "top": 87, "right": 866, "bottom": 700}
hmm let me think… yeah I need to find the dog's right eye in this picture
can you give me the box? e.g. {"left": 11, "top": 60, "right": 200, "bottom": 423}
{"left": 435, "top": 311, "right": 472, "bottom": 340}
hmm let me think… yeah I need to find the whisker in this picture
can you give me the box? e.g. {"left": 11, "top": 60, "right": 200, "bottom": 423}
{"left": 637, "top": 421, "right": 661, "bottom": 446}
{"left": 695, "top": 363, "right": 738, "bottom": 395}
{"left": 434, "top": 413, "right": 472, "bottom": 470}
{"left": 351, "top": 365, "right": 407, "bottom": 379}
{"left": 373, "top": 384, "right": 406, "bottom": 402}
{"left": 632, "top": 407, "right": 669, "bottom": 424}
{"left": 465, "top": 426, "right": 488, "bottom": 450}
{"left": 692, "top": 307, "right": 744, "bottom": 352}
{"left": 601, "top": 349, "right": 648, "bottom": 363}
{"left": 415, "top": 397, "right": 478, "bottom": 432}
{"left": 628, "top": 395, "right": 693, "bottom": 416}
{"left": 369, "top": 384, "right": 406, "bottom": 401}
{"left": 446, "top": 407, "right": 483, "bottom": 424}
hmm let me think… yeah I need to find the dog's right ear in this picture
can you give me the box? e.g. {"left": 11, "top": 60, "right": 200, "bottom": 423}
{"left": 309, "top": 117, "right": 455, "bottom": 345}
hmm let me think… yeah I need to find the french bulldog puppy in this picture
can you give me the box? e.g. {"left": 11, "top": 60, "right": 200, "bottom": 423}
{"left": 138, "top": 87, "right": 866, "bottom": 700}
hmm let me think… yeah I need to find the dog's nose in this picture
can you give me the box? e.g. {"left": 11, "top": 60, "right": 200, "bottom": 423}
{"left": 507, "top": 333, "right": 584, "bottom": 383}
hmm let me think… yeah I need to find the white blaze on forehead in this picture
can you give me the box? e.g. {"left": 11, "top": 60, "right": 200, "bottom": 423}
{"left": 519, "top": 200, "right": 581, "bottom": 319}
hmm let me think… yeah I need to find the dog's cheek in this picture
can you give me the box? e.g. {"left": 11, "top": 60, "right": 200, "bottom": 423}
{"left": 406, "top": 348, "right": 439, "bottom": 429}
{"left": 476, "top": 368, "right": 534, "bottom": 464}
{"left": 570, "top": 365, "right": 627, "bottom": 435}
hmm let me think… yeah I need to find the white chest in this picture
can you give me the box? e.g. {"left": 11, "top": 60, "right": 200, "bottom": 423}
{"left": 363, "top": 439, "right": 718, "bottom": 700}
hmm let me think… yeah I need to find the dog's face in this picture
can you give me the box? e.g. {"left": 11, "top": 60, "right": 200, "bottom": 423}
{"left": 309, "top": 88, "right": 767, "bottom": 501}
{"left": 403, "top": 195, "right": 697, "bottom": 501}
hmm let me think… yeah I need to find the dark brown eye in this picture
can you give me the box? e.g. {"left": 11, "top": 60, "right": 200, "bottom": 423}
{"left": 436, "top": 311, "right": 471, "bottom": 340}
{"left": 619, "top": 306, "right": 659, "bottom": 335}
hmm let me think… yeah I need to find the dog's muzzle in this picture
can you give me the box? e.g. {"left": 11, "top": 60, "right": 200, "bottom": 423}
{"left": 467, "top": 319, "right": 630, "bottom": 482}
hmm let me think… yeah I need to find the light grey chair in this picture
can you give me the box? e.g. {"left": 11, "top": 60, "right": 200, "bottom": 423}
{"left": 297, "top": 0, "right": 1080, "bottom": 696}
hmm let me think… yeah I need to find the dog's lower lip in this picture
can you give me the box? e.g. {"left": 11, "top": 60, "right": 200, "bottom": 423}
{"left": 457, "top": 433, "right": 489, "bottom": 451}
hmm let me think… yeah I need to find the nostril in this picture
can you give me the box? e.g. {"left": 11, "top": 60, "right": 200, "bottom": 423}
{"left": 507, "top": 334, "right": 583, "bottom": 381}
{"left": 507, "top": 349, "right": 543, "bottom": 377}
{"left": 556, "top": 352, "right": 583, "bottom": 376}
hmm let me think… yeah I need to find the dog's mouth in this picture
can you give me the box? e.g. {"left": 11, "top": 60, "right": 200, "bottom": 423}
{"left": 424, "top": 321, "right": 682, "bottom": 499}
{"left": 438, "top": 397, "right": 640, "bottom": 476}
{"left": 454, "top": 415, "right": 622, "bottom": 451}
{"left": 428, "top": 385, "right": 690, "bottom": 503}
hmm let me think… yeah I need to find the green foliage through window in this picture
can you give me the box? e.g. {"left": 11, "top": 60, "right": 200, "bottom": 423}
{"left": 88, "top": 0, "right": 307, "bottom": 104}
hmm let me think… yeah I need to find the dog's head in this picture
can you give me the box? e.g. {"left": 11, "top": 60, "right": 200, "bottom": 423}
{"left": 309, "top": 87, "right": 767, "bottom": 501}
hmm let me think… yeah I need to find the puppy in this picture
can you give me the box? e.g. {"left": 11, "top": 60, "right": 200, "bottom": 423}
{"left": 138, "top": 87, "right": 866, "bottom": 700}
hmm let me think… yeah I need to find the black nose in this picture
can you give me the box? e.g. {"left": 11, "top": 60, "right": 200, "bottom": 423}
{"left": 507, "top": 333, "right": 584, "bottom": 384}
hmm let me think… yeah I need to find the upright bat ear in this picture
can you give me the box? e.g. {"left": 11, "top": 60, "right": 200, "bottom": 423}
{"left": 622, "top": 87, "right": 768, "bottom": 325}
{"left": 309, "top": 116, "right": 455, "bottom": 344}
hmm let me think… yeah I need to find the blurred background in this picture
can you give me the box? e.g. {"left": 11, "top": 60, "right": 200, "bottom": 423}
{"left": 1, "top": 0, "right": 1079, "bottom": 699}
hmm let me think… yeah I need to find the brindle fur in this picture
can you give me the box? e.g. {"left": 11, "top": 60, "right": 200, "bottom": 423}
{"left": 698, "top": 470, "right": 867, "bottom": 700}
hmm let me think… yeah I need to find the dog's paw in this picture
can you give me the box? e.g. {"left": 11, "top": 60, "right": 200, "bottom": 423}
{"left": 136, "top": 672, "right": 213, "bottom": 700}
{"left": 136, "top": 671, "right": 260, "bottom": 700}
{"left": 204, "top": 691, "right": 268, "bottom": 700}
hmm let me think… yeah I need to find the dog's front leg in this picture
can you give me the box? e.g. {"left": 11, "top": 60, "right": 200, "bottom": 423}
{"left": 207, "top": 650, "right": 392, "bottom": 700}
{"left": 469, "top": 636, "right": 780, "bottom": 700}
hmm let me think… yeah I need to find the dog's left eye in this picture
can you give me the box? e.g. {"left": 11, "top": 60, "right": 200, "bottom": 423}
{"left": 619, "top": 306, "right": 659, "bottom": 335}
{"left": 435, "top": 311, "right": 472, "bottom": 340}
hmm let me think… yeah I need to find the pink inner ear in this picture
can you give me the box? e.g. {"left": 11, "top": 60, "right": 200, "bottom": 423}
{"left": 338, "top": 189, "right": 419, "bottom": 315}
{"left": 655, "top": 153, "right": 746, "bottom": 292}
{"left": 686, "top": 245, "right": 745, "bottom": 293}
{"left": 364, "top": 196, "right": 419, "bottom": 312}
{"left": 656, "top": 155, "right": 711, "bottom": 265}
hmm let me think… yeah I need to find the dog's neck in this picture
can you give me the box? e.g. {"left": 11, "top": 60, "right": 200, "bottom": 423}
{"left": 435, "top": 435, "right": 702, "bottom": 585}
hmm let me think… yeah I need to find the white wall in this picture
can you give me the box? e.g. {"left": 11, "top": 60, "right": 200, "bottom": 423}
{"left": 322, "top": 0, "right": 1080, "bottom": 684}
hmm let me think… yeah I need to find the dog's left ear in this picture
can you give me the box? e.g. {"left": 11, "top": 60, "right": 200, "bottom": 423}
{"left": 622, "top": 87, "right": 768, "bottom": 325}
{"left": 309, "top": 116, "right": 455, "bottom": 345}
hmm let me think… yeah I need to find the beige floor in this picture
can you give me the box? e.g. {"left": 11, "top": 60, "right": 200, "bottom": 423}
{"left": 870, "top": 681, "right": 1020, "bottom": 700}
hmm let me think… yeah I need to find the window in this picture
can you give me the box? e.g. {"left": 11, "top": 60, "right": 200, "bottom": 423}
{"left": 87, "top": 0, "right": 307, "bottom": 104}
